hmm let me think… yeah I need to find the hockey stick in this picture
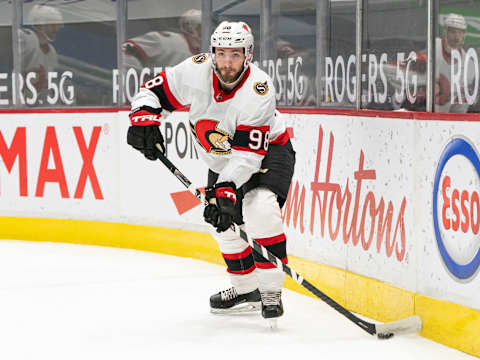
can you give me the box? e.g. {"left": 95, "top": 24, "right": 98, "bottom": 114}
{"left": 156, "top": 148, "right": 422, "bottom": 339}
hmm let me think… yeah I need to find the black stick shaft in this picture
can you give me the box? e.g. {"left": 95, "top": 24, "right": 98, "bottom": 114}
{"left": 157, "top": 152, "right": 377, "bottom": 335}
{"left": 242, "top": 227, "right": 375, "bottom": 335}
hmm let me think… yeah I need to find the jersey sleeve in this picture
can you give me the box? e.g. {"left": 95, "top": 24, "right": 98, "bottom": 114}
{"left": 131, "top": 54, "right": 207, "bottom": 112}
{"left": 19, "top": 30, "right": 37, "bottom": 70}
{"left": 217, "top": 82, "right": 276, "bottom": 188}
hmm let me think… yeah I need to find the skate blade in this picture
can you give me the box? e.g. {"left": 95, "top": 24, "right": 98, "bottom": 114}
{"left": 210, "top": 302, "right": 261, "bottom": 315}
{"left": 267, "top": 318, "right": 278, "bottom": 330}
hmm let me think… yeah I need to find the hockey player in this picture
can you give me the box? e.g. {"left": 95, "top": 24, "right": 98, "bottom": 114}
{"left": 126, "top": 21, "right": 295, "bottom": 321}
{"left": 122, "top": 9, "right": 202, "bottom": 73}
{"left": 21, "top": 4, "right": 63, "bottom": 103}
{"left": 384, "top": 13, "right": 476, "bottom": 112}
{"left": 435, "top": 13, "right": 475, "bottom": 113}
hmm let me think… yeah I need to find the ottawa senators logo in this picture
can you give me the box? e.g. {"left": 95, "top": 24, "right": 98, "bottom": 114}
{"left": 190, "top": 119, "right": 232, "bottom": 155}
{"left": 192, "top": 53, "right": 208, "bottom": 64}
{"left": 254, "top": 81, "right": 268, "bottom": 95}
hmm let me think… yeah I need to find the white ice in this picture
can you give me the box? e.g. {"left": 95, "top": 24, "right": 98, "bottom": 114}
{"left": 0, "top": 240, "right": 475, "bottom": 360}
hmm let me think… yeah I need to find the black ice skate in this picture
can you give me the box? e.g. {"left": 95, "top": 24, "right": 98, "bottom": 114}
{"left": 210, "top": 287, "right": 261, "bottom": 314}
{"left": 260, "top": 291, "right": 283, "bottom": 329}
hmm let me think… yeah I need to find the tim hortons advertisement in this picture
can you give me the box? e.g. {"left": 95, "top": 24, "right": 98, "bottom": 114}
{"left": 417, "top": 120, "right": 480, "bottom": 310}
{"left": 281, "top": 114, "right": 417, "bottom": 291}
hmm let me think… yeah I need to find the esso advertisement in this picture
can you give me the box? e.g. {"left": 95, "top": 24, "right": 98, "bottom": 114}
{"left": 433, "top": 137, "right": 480, "bottom": 281}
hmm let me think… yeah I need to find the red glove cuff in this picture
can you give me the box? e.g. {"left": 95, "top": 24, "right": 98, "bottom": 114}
{"left": 215, "top": 185, "right": 237, "bottom": 205}
{"left": 129, "top": 110, "right": 162, "bottom": 126}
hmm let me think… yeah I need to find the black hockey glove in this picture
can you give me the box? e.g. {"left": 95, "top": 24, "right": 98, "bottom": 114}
{"left": 127, "top": 125, "right": 165, "bottom": 160}
{"left": 127, "top": 106, "right": 165, "bottom": 161}
{"left": 203, "top": 181, "right": 237, "bottom": 233}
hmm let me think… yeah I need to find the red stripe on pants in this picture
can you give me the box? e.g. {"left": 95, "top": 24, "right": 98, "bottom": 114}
{"left": 254, "top": 233, "right": 286, "bottom": 246}
{"left": 222, "top": 246, "right": 252, "bottom": 260}
{"left": 255, "top": 257, "right": 288, "bottom": 269}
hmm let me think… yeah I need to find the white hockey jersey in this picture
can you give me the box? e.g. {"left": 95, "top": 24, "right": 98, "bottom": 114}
{"left": 20, "top": 28, "right": 58, "bottom": 94}
{"left": 130, "top": 53, "right": 290, "bottom": 188}
{"left": 123, "top": 31, "right": 199, "bottom": 71}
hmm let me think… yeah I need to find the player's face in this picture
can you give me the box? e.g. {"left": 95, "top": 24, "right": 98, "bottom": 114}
{"left": 215, "top": 48, "right": 246, "bottom": 83}
{"left": 445, "top": 27, "right": 465, "bottom": 50}
{"left": 40, "top": 23, "right": 61, "bottom": 42}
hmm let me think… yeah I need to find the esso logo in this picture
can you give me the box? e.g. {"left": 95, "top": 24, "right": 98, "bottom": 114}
{"left": 433, "top": 137, "right": 480, "bottom": 280}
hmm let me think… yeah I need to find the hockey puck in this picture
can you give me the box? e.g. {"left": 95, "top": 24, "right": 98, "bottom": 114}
{"left": 377, "top": 332, "right": 394, "bottom": 340}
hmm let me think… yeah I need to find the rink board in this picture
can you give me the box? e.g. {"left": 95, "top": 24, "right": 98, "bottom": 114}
{"left": 0, "top": 108, "right": 479, "bottom": 356}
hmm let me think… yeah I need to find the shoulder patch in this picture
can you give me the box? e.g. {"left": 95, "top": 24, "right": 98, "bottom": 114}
{"left": 254, "top": 81, "right": 269, "bottom": 95}
{"left": 192, "top": 53, "right": 208, "bottom": 64}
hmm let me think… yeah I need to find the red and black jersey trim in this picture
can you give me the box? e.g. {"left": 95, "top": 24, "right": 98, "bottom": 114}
{"left": 141, "top": 71, "right": 183, "bottom": 112}
{"left": 269, "top": 128, "right": 291, "bottom": 145}
{"left": 231, "top": 124, "right": 270, "bottom": 156}
{"left": 252, "top": 234, "right": 288, "bottom": 269}
{"left": 122, "top": 40, "right": 149, "bottom": 65}
{"left": 222, "top": 247, "right": 255, "bottom": 275}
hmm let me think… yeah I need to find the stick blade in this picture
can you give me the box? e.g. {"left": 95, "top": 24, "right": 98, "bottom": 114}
{"left": 375, "top": 315, "right": 422, "bottom": 338}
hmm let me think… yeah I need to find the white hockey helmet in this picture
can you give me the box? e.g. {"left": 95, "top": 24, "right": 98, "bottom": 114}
{"left": 28, "top": 4, "right": 63, "bottom": 25}
{"left": 210, "top": 21, "right": 254, "bottom": 68}
{"left": 179, "top": 9, "right": 202, "bottom": 34}
{"left": 444, "top": 13, "right": 467, "bottom": 30}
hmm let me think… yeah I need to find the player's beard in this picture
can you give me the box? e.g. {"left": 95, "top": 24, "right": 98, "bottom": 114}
{"left": 450, "top": 40, "right": 463, "bottom": 50}
{"left": 218, "top": 66, "right": 242, "bottom": 84}
{"left": 445, "top": 34, "right": 464, "bottom": 52}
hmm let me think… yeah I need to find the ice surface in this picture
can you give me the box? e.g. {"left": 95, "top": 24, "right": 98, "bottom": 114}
{"left": 0, "top": 240, "right": 475, "bottom": 360}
